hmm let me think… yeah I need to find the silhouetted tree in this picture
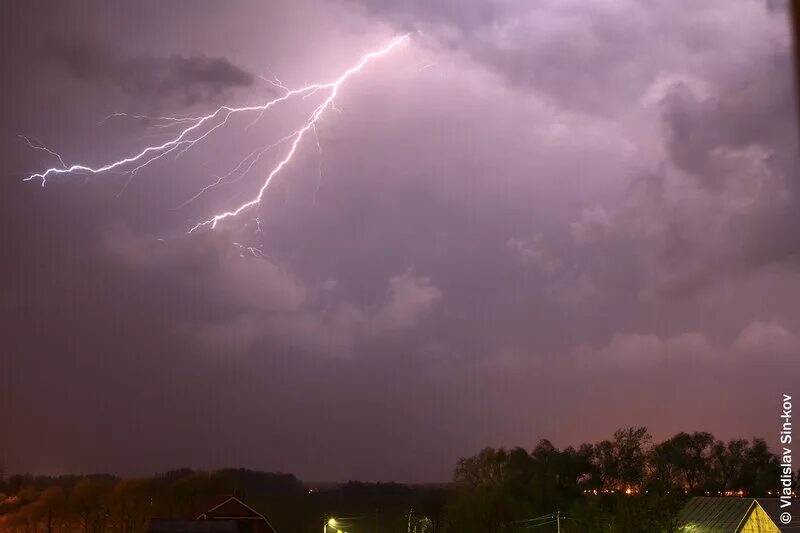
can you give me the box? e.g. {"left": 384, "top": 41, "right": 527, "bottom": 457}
{"left": 0, "top": 429, "right": 785, "bottom": 533}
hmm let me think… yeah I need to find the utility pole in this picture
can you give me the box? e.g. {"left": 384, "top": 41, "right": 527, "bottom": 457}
{"left": 556, "top": 511, "right": 561, "bottom": 533}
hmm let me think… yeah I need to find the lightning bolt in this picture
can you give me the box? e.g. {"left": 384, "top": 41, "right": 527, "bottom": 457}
{"left": 189, "top": 34, "right": 409, "bottom": 232}
{"left": 18, "top": 135, "right": 67, "bottom": 169}
{"left": 24, "top": 35, "right": 410, "bottom": 234}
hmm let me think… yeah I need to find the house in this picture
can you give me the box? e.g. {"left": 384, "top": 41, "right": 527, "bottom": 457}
{"left": 676, "top": 497, "right": 780, "bottom": 532}
{"left": 149, "top": 494, "right": 277, "bottom": 533}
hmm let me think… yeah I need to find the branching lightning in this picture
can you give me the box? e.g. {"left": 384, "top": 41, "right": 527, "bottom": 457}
{"left": 24, "top": 35, "right": 410, "bottom": 233}
{"left": 188, "top": 35, "right": 409, "bottom": 232}
{"left": 18, "top": 135, "right": 67, "bottom": 169}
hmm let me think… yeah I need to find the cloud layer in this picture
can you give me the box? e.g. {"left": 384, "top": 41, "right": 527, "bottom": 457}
{"left": 0, "top": 0, "right": 798, "bottom": 482}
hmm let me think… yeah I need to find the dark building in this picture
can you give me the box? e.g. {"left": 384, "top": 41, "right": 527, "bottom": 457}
{"left": 149, "top": 521, "right": 239, "bottom": 532}
{"left": 148, "top": 494, "right": 277, "bottom": 533}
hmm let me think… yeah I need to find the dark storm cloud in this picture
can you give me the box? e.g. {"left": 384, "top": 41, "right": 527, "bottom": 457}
{"left": 766, "top": 0, "right": 788, "bottom": 13}
{"left": 350, "top": 0, "right": 509, "bottom": 32}
{"left": 354, "top": 0, "right": 798, "bottom": 118}
{"left": 47, "top": 35, "right": 254, "bottom": 108}
{"left": 347, "top": 0, "right": 664, "bottom": 113}
{"left": 509, "top": 1, "right": 800, "bottom": 302}
{"left": 661, "top": 50, "right": 797, "bottom": 187}
{"left": 2, "top": 0, "right": 800, "bottom": 482}
{"left": 660, "top": 45, "right": 800, "bottom": 269}
{"left": 352, "top": 0, "right": 643, "bottom": 113}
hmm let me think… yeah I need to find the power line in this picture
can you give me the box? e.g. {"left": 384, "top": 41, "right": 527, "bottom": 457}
{"left": 519, "top": 519, "right": 558, "bottom": 530}
{"left": 507, "top": 513, "right": 557, "bottom": 524}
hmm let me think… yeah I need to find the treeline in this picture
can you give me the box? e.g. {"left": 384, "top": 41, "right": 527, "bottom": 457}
{"left": 0, "top": 469, "right": 306, "bottom": 533}
{"left": 441, "top": 427, "right": 790, "bottom": 533}
{"left": 0, "top": 469, "right": 440, "bottom": 533}
{"left": 0, "top": 428, "right": 796, "bottom": 533}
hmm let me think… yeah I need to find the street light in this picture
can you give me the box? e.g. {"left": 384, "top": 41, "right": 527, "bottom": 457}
{"left": 325, "top": 517, "right": 345, "bottom": 533}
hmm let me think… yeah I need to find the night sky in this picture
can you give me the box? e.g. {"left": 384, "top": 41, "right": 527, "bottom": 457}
{"left": 1, "top": 0, "right": 798, "bottom": 483}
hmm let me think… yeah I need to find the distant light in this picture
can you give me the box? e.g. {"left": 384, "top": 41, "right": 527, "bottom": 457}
{"left": 328, "top": 519, "right": 337, "bottom": 527}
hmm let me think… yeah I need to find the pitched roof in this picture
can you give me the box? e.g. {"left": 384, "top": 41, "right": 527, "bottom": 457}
{"left": 676, "top": 497, "right": 760, "bottom": 532}
{"left": 193, "top": 494, "right": 277, "bottom": 533}
{"left": 197, "top": 495, "right": 263, "bottom": 519}
{"left": 189, "top": 495, "right": 234, "bottom": 519}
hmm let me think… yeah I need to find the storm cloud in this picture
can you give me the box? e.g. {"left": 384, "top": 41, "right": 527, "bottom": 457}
{"left": 47, "top": 35, "right": 255, "bottom": 108}
{"left": 1, "top": 0, "right": 798, "bottom": 482}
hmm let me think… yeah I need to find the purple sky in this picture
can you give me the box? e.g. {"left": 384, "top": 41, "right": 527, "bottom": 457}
{"left": 1, "top": 0, "right": 798, "bottom": 483}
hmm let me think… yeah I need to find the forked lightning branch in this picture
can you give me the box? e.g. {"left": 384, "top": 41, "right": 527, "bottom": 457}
{"left": 22, "top": 35, "right": 410, "bottom": 233}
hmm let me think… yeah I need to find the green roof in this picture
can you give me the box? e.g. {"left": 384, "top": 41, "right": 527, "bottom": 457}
{"left": 676, "top": 497, "right": 756, "bottom": 533}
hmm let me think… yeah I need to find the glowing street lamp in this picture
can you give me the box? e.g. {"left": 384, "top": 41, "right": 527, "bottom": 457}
{"left": 325, "top": 517, "right": 345, "bottom": 533}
